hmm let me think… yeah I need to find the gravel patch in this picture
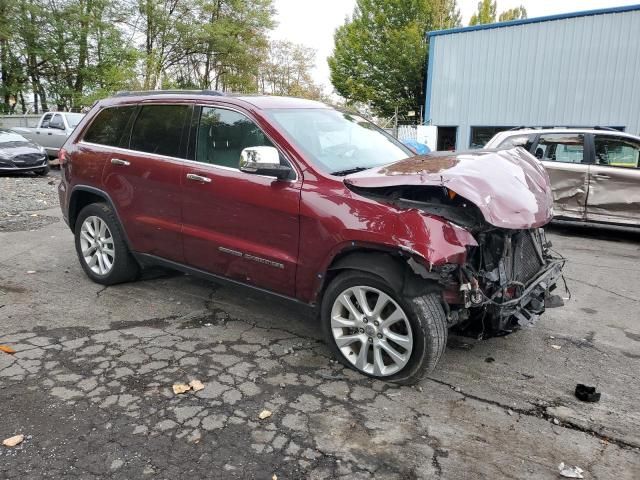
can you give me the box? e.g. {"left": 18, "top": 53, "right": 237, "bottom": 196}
{"left": 0, "top": 171, "right": 60, "bottom": 232}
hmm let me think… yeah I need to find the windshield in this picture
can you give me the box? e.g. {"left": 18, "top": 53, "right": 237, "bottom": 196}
{"left": 265, "top": 108, "right": 411, "bottom": 175}
{"left": 66, "top": 113, "right": 84, "bottom": 127}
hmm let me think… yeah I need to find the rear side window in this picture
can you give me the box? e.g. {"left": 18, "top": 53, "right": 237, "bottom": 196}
{"left": 83, "top": 106, "right": 136, "bottom": 147}
{"left": 130, "top": 105, "right": 189, "bottom": 158}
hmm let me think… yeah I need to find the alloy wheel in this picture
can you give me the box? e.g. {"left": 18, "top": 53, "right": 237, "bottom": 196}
{"left": 330, "top": 286, "right": 413, "bottom": 376}
{"left": 79, "top": 216, "right": 115, "bottom": 276}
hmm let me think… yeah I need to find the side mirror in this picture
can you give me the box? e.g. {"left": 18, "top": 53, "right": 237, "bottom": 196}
{"left": 239, "top": 146, "right": 292, "bottom": 180}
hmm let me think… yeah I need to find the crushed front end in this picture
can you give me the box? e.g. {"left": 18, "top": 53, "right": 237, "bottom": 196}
{"left": 440, "top": 227, "right": 566, "bottom": 337}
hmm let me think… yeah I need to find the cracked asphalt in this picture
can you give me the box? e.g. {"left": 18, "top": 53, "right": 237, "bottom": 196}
{"left": 1, "top": 173, "right": 639, "bottom": 479}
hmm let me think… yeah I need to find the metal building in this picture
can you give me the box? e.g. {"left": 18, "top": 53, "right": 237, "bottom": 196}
{"left": 424, "top": 5, "right": 640, "bottom": 150}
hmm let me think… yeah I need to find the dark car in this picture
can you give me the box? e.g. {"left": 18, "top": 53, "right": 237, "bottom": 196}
{"left": 58, "top": 91, "right": 564, "bottom": 384}
{"left": 0, "top": 129, "right": 50, "bottom": 175}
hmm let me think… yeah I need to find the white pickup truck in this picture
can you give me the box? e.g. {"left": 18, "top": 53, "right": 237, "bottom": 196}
{"left": 12, "top": 112, "right": 84, "bottom": 158}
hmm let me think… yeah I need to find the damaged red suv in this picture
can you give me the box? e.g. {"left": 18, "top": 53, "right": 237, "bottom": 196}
{"left": 58, "top": 91, "right": 565, "bottom": 383}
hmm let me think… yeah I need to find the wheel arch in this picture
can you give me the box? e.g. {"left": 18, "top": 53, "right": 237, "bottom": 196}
{"left": 317, "top": 247, "right": 441, "bottom": 306}
{"left": 68, "top": 186, "right": 132, "bottom": 249}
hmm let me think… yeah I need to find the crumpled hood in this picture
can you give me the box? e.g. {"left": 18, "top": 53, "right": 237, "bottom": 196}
{"left": 344, "top": 148, "right": 554, "bottom": 229}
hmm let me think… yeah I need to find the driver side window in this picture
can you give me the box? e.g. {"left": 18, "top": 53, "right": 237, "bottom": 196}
{"left": 196, "top": 107, "right": 274, "bottom": 168}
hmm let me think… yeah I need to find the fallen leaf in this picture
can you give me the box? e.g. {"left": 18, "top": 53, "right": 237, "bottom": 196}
{"left": 0, "top": 345, "right": 16, "bottom": 355}
{"left": 172, "top": 383, "right": 191, "bottom": 395}
{"left": 258, "top": 409, "right": 272, "bottom": 420}
{"left": 2, "top": 434, "right": 24, "bottom": 447}
{"left": 189, "top": 379, "right": 204, "bottom": 392}
{"left": 551, "top": 345, "right": 562, "bottom": 350}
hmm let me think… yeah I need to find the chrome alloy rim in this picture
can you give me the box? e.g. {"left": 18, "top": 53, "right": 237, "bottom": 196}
{"left": 80, "top": 216, "right": 115, "bottom": 275}
{"left": 331, "top": 286, "right": 413, "bottom": 376}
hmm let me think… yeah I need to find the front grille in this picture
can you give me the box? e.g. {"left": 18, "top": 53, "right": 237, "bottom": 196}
{"left": 13, "top": 153, "right": 46, "bottom": 165}
{"left": 511, "top": 231, "right": 544, "bottom": 284}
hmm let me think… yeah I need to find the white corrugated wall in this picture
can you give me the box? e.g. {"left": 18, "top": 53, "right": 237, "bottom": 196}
{"left": 427, "top": 8, "right": 640, "bottom": 148}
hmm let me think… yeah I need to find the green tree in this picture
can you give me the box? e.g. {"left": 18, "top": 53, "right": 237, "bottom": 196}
{"left": 328, "top": 0, "right": 461, "bottom": 117}
{"left": 498, "top": 6, "right": 527, "bottom": 22}
{"left": 469, "top": 0, "right": 496, "bottom": 26}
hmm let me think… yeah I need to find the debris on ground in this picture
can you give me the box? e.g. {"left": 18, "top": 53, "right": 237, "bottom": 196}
{"left": 189, "top": 379, "right": 205, "bottom": 392}
{"left": 553, "top": 418, "right": 560, "bottom": 425}
{"left": 551, "top": 345, "right": 562, "bottom": 350}
{"left": 558, "top": 462, "right": 584, "bottom": 478}
{"left": 258, "top": 409, "right": 272, "bottom": 420}
{"left": 575, "top": 384, "right": 601, "bottom": 403}
{"left": 26, "top": 270, "right": 36, "bottom": 274}
{"left": 2, "top": 435, "right": 24, "bottom": 447}
{"left": 172, "top": 383, "right": 192, "bottom": 395}
{"left": 272, "top": 475, "right": 277, "bottom": 480}
{"left": 0, "top": 345, "right": 16, "bottom": 355}
{"left": 485, "top": 357, "right": 495, "bottom": 363}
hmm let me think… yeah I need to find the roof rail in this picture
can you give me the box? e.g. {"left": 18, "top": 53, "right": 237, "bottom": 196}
{"left": 593, "top": 126, "right": 619, "bottom": 132}
{"left": 113, "top": 89, "right": 225, "bottom": 97}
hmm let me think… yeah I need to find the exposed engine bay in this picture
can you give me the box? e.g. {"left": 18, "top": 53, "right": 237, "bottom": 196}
{"left": 349, "top": 183, "right": 567, "bottom": 337}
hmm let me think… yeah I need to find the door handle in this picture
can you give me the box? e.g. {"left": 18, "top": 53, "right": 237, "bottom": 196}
{"left": 593, "top": 174, "right": 610, "bottom": 179}
{"left": 111, "top": 158, "right": 130, "bottom": 166}
{"left": 36, "top": 131, "right": 40, "bottom": 134}
{"left": 186, "top": 173, "right": 212, "bottom": 183}
{"left": 47, "top": 132, "right": 52, "bottom": 135}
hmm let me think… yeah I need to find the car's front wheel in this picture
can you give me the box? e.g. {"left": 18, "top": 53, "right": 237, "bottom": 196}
{"left": 321, "top": 270, "right": 447, "bottom": 384}
{"left": 74, "top": 203, "right": 139, "bottom": 285}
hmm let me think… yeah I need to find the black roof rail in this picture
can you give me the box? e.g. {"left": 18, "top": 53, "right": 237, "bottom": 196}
{"left": 113, "top": 89, "right": 225, "bottom": 97}
{"left": 593, "top": 126, "right": 619, "bottom": 132}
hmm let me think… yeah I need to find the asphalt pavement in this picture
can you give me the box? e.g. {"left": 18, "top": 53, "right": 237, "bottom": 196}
{"left": 1, "top": 172, "right": 639, "bottom": 479}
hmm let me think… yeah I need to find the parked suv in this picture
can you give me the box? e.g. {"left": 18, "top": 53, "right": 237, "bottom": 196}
{"left": 59, "top": 91, "right": 564, "bottom": 383}
{"left": 485, "top": 128, "right": 640, "bottom": 227}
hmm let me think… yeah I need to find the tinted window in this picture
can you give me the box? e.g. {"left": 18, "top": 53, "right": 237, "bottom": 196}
{"left": 594, "top": 135, "right": 640, "bottom": 168}
{"left": 130, "top": 105, "right": 189, "bottom": 158}
{"left": 535, "top": 134, "right": 584, "bottom": 164}
{"left": 196, "top": 107, "right": 274, "bottom": 168}
{"left": 50, "top": 114, "right": 64, "bottom": 129}
{"left": 83, "top": 106, "right": 136, "bottom": 147}
{"left": 66, "top": 113, "right": 84, "bottom": 128}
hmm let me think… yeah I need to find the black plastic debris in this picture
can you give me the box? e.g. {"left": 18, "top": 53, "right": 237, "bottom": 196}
{"left": 575, "top": 384, "right": 601, "bottom": 402}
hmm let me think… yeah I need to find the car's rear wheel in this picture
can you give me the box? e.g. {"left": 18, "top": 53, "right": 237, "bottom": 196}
{"left": 321, "top": 270, "right": 447, "bottom": 384}
{"left": 74, "top": 203, "right": 139, "bottom": 285}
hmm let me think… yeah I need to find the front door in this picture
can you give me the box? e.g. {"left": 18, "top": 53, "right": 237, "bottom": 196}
{"left": 101, "top": 103, "right": 191, "bottom": 263}
{"left": 181, "top": 106, "right": 301, "bottom": 297}
{"left": 587, "top": 134, "right": 640, "bottom": 225}
{"left": 533, "top": 133, "right": 590, "bottom": 221}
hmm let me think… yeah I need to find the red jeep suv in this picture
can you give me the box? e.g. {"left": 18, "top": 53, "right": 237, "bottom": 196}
{"left": 58, "top": 91, "right": 564, "bottom": 383}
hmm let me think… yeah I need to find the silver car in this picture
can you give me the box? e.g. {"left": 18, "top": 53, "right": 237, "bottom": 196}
{"left": 485, "top": 128, "right": 640, "bottom": 227}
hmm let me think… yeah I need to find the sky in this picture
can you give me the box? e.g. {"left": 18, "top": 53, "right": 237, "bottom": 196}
{"left": 271, "top": 0, "right": 640, "bottom": 93}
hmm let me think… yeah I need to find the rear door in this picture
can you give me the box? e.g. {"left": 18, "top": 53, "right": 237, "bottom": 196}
{"left": 586, "top": 134, "right": 640, "bottom": 225}
{"left": 181, "top": 105, "right": 301, "bottom": 296}
{"left": 532, "top": 133, "right": 590, "bottom": 220}
{"left": 101, "top": 102, "right": 191, "bottom": 263}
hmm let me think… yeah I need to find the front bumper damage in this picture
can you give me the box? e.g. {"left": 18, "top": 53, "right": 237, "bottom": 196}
{"left": 432, "top": 228, "right": 567, "bottom": 337}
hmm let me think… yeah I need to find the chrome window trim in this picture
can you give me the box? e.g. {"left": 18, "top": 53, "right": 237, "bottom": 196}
{"left": 78, "top": 140, "right": 299, "bottom": 182}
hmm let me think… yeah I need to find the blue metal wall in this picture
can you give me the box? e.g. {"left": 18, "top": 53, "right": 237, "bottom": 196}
{"left": 425, "top": 5, "right": 640, "bottom": 148}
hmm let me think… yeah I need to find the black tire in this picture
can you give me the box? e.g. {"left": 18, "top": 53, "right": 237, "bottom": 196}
{"left": 321, "top": 270, "right": 447, "bottom": 385}
{"left": 35, "top": 164, "right": 50, "bottom": 176}
{"left": 74, "top": 202, "right": 139, "bottom": 285}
